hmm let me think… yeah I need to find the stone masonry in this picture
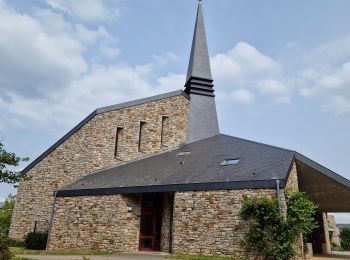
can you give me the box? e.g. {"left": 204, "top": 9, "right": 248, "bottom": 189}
{"left": 10, "top": 94, "right": 189, "bottom": 239}
{"left": 49, "top": 194, "right": 141, "bottom": 251}
{"left": 47, "top": 160, "right": 299, "bottom": 255}
{"left": 171, "top": 162, "right": 301, "bottom": 258}
{"left": 172, "top": 189, "right": 276, "bottom": 258}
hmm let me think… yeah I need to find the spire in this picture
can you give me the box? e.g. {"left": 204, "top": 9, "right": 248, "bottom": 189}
{"left": 185, "top": 1, "right": 219, "bottom": 143}
{"left": 184, "top": 0, "right": 214, "bottom": 97}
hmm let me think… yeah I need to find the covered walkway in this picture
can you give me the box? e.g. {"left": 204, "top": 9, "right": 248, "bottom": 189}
{"left": 296, "top": 154, "right": 350, "bottom": 255}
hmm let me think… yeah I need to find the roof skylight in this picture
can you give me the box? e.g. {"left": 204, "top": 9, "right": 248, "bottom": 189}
{"left": 220, "top": 158, "right": 240, "bottom": 166}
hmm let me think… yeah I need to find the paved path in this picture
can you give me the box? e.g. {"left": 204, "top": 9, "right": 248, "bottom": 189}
{"left": 17, "top": 252, "right": 169, "bottom": 260}
{"left": 313, "top": 251, "right": 350, "bottom": 260}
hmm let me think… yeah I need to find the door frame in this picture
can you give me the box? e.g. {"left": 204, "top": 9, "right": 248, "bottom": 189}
{"left": 138, "top": 193, "right": 163, "bottom": 251}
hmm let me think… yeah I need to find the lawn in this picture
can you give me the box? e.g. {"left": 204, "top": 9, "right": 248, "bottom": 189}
{"left": 12, "top": 257, "right": 33, "bottom": 260}
{"left": 10, "top": 247, "right": 110, "bottom": 255}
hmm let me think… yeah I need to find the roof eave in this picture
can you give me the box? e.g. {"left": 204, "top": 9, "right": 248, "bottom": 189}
{"left": 56, "top": 179, "right": 285, "bottom": 197}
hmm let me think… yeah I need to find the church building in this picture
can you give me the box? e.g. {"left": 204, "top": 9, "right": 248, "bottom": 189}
{"left": 10, "top": 2, "right": 350, "bottom": 258}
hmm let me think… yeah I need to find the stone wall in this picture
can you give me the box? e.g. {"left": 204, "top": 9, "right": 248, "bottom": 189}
{"left": 172, "top": 189, "right": 276, "bottom": 258}
{"left": 48, "top": 194, "right": 141, "bottom": 252}
{"left": 10, "top": 95, "right": 189, "bottom": 239}
{"left": 327, "top": 215, "right": 341, "bottom": 247}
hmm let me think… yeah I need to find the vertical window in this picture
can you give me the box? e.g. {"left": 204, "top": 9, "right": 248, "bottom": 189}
{"left": 114, "top": 127, "right": 123, "bottom": 158}
{"left": 138, "top": 121, "right": 146, "bottom": 151}
{"left": 160, "top": 116, "right": 168, "bottom": 146}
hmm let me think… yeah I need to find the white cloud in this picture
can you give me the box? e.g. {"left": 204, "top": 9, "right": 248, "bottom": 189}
{"left": 210, "top": 41, "right": 289, "bottom": 104}
{"left": 211, "top": 41, "right": 279, "bottom": 88}
{"left": 0, "top": 3, "right": 87, "bottom": 97}
{"left": 257, "top": 79, "right": 291, "bottom": 103}
{"left": 295, "top": 36, "right": 350, "bottom": 116}
{"left": 230, "top": 89, "right": 254, "bottom": 104}
{"left": 45, "top": 0, "right": 120, "bottom": 23}
{"left": 324, "top": 96, "right": 350, "bottom": 116}
{"left": 99, "top": 44, "right": 120, "bottom": 59}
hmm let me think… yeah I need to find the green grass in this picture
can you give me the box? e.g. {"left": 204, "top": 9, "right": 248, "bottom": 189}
{"left": 12, "top": 257, "right": 33, "bottom": 260}
{"left": 168, "top": 255, "right": 240, "bottom": 260}
{"left": 10, "top": 247, "right": 110, "bottom": 255}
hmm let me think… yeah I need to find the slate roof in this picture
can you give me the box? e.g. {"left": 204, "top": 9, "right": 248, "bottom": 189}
{"left": 57, "top": 134, "right": 297, "bottom": 197}
{"left": 21, "top": 90, "right": 189, "bottom": 174}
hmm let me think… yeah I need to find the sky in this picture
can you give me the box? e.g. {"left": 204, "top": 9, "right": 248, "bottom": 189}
{"left": 0, "top": 0, "right": 350, "bottom": 223}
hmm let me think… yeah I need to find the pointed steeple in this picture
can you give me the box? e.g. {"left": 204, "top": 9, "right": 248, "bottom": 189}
{"left": 185, "top": 1, "right": 219, "bottom": 143}
{"left": 185, "top": 0, "right": 214, "bottom": 97}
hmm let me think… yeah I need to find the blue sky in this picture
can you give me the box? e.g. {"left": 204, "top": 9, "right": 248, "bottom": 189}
{"left": 0, "top": 0, "right": 350, "bottom": 222}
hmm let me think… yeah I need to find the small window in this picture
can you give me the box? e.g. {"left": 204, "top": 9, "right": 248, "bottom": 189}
{"left": 160, "top": 116, "right": 169, "bottom": 146}
{"left": 138, "top": 121, "right": 146, "bottom": 151}
{"left": 220, "top": 158, "right": 240, "bottom": 166}
{"left": 176, "top": 151, "right": 191, "bottom": 156}
{"left": 114, "top": 127, "right": 123, "bottom": 158}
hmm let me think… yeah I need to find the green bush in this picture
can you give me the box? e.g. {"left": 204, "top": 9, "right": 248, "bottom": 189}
{"left": 0, "top": 234, "right": 12, "bottom": 260}
{"left": 8, "top": 238, "right": 25, "bottom": 247}
{"left": 340, "top": 228, "right": 350, "bottom": 250}
{"left": 24, "top": 232, "right": 48, "bottom": 250}
{"left": 331, "top": 242, "right": 343, "bottom": 252}
{"left": 241, "top": 192, "right": 318, "bottom": 260}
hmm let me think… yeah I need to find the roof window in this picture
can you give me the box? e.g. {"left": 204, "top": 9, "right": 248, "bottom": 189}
{"left": 220, "top": 158, "right": 240, "bottom": 166}
{"left": 176, "top": 151, "right": 191, "bottom": 156}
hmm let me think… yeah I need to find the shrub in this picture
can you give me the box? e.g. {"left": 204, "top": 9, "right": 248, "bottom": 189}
{"left": 331, "top": 242, "right": 343, "bottom": 252}
{"left": 0, "top": 234, "right": 12, "bottom": 260}
{"left": 24, "top": 232, "right": 48, "bottom": 250}
{"left": 340, "top": 228, "right": 350, "bottom": 250}
{"left": 241, "top": 192, "right": 318, "bottom": 260}
{"left": 8, "top": 238, "right": 25, "bottom": 247}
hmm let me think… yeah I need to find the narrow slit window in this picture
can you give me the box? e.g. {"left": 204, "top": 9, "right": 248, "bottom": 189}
{"left": 138, "top": 121, "right": 146, "bottom": 151}
{"left": 114, "top": 127, "right": 123, "bottom": 157}
{"left": 160, "top": 116, "right": 168, "bottom": 146}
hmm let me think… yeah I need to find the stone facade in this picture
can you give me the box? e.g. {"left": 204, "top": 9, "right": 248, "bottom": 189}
{"left": 47, "top": 161, "right": 301, "bottom": 256}
{"left": 327, "top": 215, "right": 341, "bottom": 247}
{"left": 172, "top": 189, "right": 276, "bottom": 258}
{"left": 48, "top": 194, "right": 141, "bottom": 251}
{"left": 10, "top": 94, "right": 189, "bottom": 239}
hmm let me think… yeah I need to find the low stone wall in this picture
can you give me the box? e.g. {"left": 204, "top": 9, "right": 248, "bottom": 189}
{"left": 172, "top": 189, "right": 276, "bottom": 258}
{"left": 48, "top": 194, "right": 141, "bottom": 252}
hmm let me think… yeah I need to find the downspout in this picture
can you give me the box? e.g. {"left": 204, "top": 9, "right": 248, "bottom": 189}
{"left": 46, "top": 190, "right": 57, "bottom": 250}
{"left": 276, "top": 180, "right": 281, "bottom": 212}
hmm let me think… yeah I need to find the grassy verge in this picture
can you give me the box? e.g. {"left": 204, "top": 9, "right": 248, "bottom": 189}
{"left": 12, "top": 257, "right": 33, "bottom": 260}
{"left": 10, "top": 247, "right": 110, "bottom": 255}
{"left": 168, "top": 255, "right": 240, "bottom": 260}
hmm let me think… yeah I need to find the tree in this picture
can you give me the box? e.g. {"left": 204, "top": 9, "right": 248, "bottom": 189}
{"left": 341, "top": 228, "right": 350, "bottom": 250}
{"left": 0, "top": 195, "right": 15, "bottom": 236}
{"left": 0, "top": 142, "right": 29, "bottom": 185}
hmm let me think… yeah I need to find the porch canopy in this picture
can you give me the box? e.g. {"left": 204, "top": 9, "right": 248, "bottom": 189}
{"left": 295, "top": 153, "right": 350, "bottom": 212}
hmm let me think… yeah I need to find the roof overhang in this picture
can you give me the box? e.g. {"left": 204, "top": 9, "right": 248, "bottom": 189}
{"left": 296, "top": 153, "right": 350, "bottom": 212}
{"left": 56, "top": 179, "right": 284, "bottom": 197}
